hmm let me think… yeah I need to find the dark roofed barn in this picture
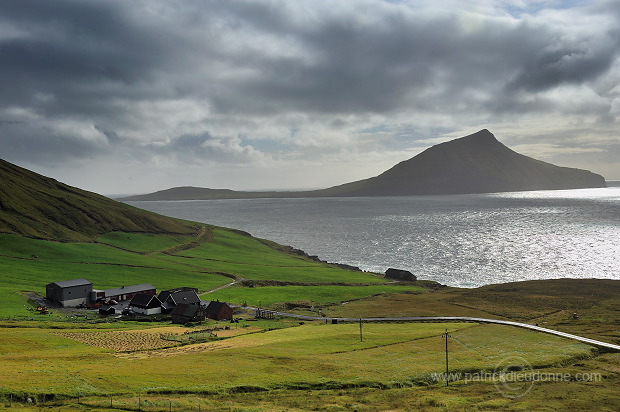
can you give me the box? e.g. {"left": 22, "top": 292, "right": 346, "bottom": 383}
{"left": 46, "top": 279, "right": 93, "bottom": 307}
{"left": 203, "top": 301, "right": 233, "bottom": 321}
{"left": 171, "top": 304, "right": 207, "bottom": 324}
{"left": 384, "top": 268, "right": 417, "bottom": 281}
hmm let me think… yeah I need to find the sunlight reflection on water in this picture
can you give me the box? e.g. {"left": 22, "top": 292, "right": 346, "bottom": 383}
{"left": 127, "top": 187, "right": 620, "bottom": 288}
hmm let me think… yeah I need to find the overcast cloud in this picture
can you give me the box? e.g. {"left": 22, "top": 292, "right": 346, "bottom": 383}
{"left": 0, "top": 0, "right": 619, "bottom": 194}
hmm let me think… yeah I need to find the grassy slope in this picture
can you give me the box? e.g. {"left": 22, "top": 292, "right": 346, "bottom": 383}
{"left": 0, "top": 158, "right": 196, "bottom": 241}
{"left": 0, "top": 226, "right": 391, "bottom": 317}
{"left": 0, "top": 231, "right": 618, "bottom": 410}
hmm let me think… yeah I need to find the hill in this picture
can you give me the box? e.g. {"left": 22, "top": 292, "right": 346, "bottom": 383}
{"left": 317, "top": 129, "right": 606, "bottom": 196}
{"left": 122, "top": 129, "right": 606, "bottom": 200}
{"left": 0, "top": 158, "right": 196, "bottom": 241}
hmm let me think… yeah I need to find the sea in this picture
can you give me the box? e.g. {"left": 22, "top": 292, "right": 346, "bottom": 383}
{"left": 125, "top": 185, "right": 620, "bottom": 288}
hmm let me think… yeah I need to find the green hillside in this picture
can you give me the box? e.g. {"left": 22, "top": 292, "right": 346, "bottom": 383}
{"left": 0, "top": 158, "right": 196, "bottom": 241}
{"left": 0, "top": 228, "right": 395, "bottom": 318}
{"left": 0, "top": 157, "right": 400, "bottom": 317}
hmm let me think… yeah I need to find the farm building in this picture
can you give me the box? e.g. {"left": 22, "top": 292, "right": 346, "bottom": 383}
{"left": 158, "top": 288, "right": 201, "bottom": 313}
{"left": 128, "top": 293, "right": 162, "bottom": 315}
{"left": 171, "top": 303, "right": 208, "bottom": 324}
{"left": 93, "top": 283, "right": 156, "bottom": 302}
{"left": 202, "top": 300, "right": 233, "bottom": 321}
{"left": 46, "top": 279, "right": 93, "bottom": 307}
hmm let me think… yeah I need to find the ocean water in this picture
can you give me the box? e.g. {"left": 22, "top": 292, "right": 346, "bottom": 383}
{"left": 126, "top": 187, "right": 620, "bottom": 288}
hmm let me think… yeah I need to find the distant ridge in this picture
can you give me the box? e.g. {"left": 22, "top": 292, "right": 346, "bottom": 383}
{"left": 0, "top": 158, "right": 196, "bottom": 241}
{"left": 122, "top": 129, "right": 606, "bottom": 201}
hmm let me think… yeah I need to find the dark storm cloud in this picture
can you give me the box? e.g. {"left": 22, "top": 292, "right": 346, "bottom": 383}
{"left": 0, "top": 0, "right": 192, "bottom": 123}
{"left": 1, "top": 0, "right": 617, "bottom": 119}
{"left": 506, "top": 33, "right": 620, "bottom": 93}
{"left": 0, "top": 0, "right": 619, "bottom": 191}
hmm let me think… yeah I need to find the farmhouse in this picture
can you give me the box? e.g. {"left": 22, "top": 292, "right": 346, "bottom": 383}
{"left": 46, "top": 279, "right": 93, "bottom": 307}
{"left": 171, "top": 303, "right": 208, "bottom": 324}
{"left": 94, "top": 283, "right": 156, "bottom": 302}
{"left": 158, "top": 288, "right": 201, "bottom": 313}
{"left": 202, "top": 300, "right": 233, "bottom": 321}
{"left": 128, "top": 293, "right": 162, "bottom": 315}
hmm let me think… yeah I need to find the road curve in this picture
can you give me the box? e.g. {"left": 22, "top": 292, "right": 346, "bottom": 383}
{"left": 241, "top": 307, "right": 620, "bottom": 351}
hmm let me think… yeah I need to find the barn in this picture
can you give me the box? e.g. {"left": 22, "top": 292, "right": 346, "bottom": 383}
{"left": 46, "top": 279, "right": 93, "bottom": 307}
{"left": 128, "top": 293, "right": 162, "bottom": 315}
{"left": 203, "top": 300, "right": 233, "bottom": 321}
{"left": 171, "top": 304, "right": 207, "bottom": 324}
{"left": 93, "top": 283, "right": 156, "bottom": 302}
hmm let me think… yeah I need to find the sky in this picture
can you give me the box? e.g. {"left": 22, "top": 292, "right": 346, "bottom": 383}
{"left": 1, "top": 0, "right": 619, "bottom": 195}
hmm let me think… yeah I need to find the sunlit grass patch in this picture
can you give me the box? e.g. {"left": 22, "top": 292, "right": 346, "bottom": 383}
{"left": 206, "top": 284, "right": 423, "bottom": 307}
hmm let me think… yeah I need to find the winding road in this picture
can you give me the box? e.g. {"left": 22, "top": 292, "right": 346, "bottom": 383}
{"left": 243, "top": 307, "right": 620, "bottom": 351}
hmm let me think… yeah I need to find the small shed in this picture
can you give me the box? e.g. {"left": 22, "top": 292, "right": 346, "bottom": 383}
{"left": 128, "top": 293, "right": 162, "bottom": 315}
{"left": 45, "top": 279, "right": 93, "bottom": 307}
{"left": 98, "top": 305, "right": 116, "bottom": 316}
{"left": 171, "top": 303, "right": 207, "bottom": 324}
{"left": 385, "top": 268, "right": 417, "bottom": 281}
{"left": 202, "top": 300, "right": 233, "bottom": 321}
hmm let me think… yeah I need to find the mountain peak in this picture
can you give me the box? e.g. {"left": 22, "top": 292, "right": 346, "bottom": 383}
{"left": 322, "top": 129, "right": 606, "bottom": 196}
{"left": 122, "top": 129, "right": 607, "bottom": 201}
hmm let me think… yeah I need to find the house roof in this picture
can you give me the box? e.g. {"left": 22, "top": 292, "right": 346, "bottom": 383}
{"left": 104, "top": 283, "right": 155, "bottom": 297}
{"left": 158, "top": 290, "right": 200, "bottom": 306}
{"left": 48, "top": 278, "right": 92, "bottom": 288}
{"left": 129, "top": 293, "right": 161, "bottom": 308}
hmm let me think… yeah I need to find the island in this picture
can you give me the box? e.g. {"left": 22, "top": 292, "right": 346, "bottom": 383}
{"left": 121, "top": 129, "right": 606, "bottom": 201}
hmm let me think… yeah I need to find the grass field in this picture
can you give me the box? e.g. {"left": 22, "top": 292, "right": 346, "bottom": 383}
{"left": 1, "top": 227, "right": 619, "bottom": 411}
{"left": 205, "top": 284, "right": 424, "bottom": 307}
{"left": 0, "top": 227, "right": 385, "bottom": 318}
{"left": 0, "top": 322, "right": 595, "bottom": 395}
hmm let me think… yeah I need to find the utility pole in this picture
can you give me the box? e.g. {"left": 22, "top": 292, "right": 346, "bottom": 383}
{"left": 359, "top": 318, "right": 363, "bottom": 342}
{"left": 442, "top": 329, "right": 451, "bottom": 386}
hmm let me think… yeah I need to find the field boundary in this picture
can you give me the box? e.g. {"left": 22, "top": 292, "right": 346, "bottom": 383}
{"left": 245, "top": 307, "right": 620, "bottom": 351}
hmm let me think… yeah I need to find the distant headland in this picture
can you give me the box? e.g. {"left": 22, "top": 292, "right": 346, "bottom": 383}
{"left": 121, "top": 129, "right": 606, "bottom": 201}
